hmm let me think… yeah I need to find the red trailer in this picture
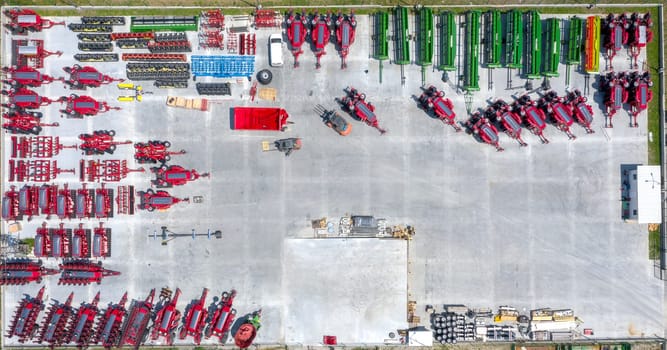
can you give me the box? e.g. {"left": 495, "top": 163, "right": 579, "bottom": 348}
{"left": 417, "top": 85, "right": 461, "bottom": 132}
{"left": 151, "top": 287, "right": 182, "bottom": 345}
{"left": 286, "top": 9, "right": 309, "bottom": 67}
{"left": 310, "top": 11, "right": 332, "bottom": 69}
{"left": 63, "top": 64, "right": 124, "bottom": 89}
{"left": 464, "top": 112, "right": 504, "bottom": 151}
{"left": 94, "top": 292, "right": 128, "bottom": 348}
{"left": 179, "top": 288, "right": 209, "bottom": 345}
{"left": 134, "top": 140, "right": 186, "bottom": 164}
{"left": 18, "top": 184, "right": 39, "bottom": 221}
{"left": 34, "top": 222, "right": 51, "bottom": 258}
{"left": 0, "top": 258, "right": 59, "bottom": 285}
{"left": 232, "top": 107, "right": 290, "bottom": 131}
{"left": 59, "top": 94, "right": 121, "bottom": 118}
{"left": 70, "top": 224, "right": 91, "bottom": 258}
{"left": 3, "top": 8, "right": 65, "bottom": 34}
{"left": 66, "top": 291, "right": 100, "bottom": 348}
{"left": 2, "top": 66, "right": 62, "bottom": 87}
{"left": 3, "top": 111, "right": 59, "bottom": 135}
{"left": 92, "top": 222, "right": 112, "bottom": 258}
{"left": 137, "top": 189, "right": 189, "bottom": 212}
{"left": 206, "top": 289, "right": 237, "bottom": 341}
{"left": 338, "top": 86, "right": 386, "bottom": 134}
{"left": 1, "top": 87, "right": 57, "bottom": 110}
{"left": 119, "top": 289, "right": 155, "bottom": 350}
{"left": 58, "top": 259, "right": 121, "bottom": 285}
{"left": 37, "top": 292, "right": 74, "bottom": 347}
{"left": 75, "top": 183, "right": 94, "bottom": 219}
{"left": 335, "top": 11, "right": 356, "bottom": 69}
{"left": 151, "top": 165, "right": 210, "bottom": 188}
{"left": 7, "top": 285, "right": 46, "bottom": 343}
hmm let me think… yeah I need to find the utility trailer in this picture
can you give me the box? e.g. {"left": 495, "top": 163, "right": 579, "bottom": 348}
{"left": 231, "top": 107, "right": 290, "bottom": 131}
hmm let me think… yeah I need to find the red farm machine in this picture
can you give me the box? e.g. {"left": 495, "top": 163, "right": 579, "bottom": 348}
{"left": 134, "top": 140, "right": 186, "bottom": 164}
{"left": 137, "top": 189, "right": 189, "bottom": 212}
{"left": 628, "top": 13, "right": 653, "bottom": 69}
{"left": 179, "top": 288, "right": 210, "bottom": 345}
{"left": 3, "top": 110, "right": 58, "bottom": 135}
{"left": 66, "top": 291, "right": 100, "bottom": 348}
{"left": 12, "top": 39, "right": 62, "bottom": 68}
{"left": 565, "top": 89, "right": 595, "bottom": 133}
{"left": 33, "top": 222, "right": 51, "bottom": 258}
{"left": 335, "top": 11, "right": 356, "bottom": 69}
{"left": 55, "top": 183, "right": 76, "bottom": 220}
{"left": 537, "top": 91, "right": 577, "bottom": 140}
{"left": 602, "top": 13, "right": 630, "bottom": 70}
{"left": 600, "top": 71, "right": 629, "bottom": 128}
{"left": 94, "top": 292, "right": 128, "bottom": 348}
{"left": 151, "top": 165, "right": 210, "bottom": 188}
{"left": 119, "top": 289, "right": 155, "bottom": 350}
{"left": 37, "top": 292, "right": 75, "bottom": 347}
{"left": 8, "top": 159, "right": 75, "bottom": 183}
{"left": 70, "top": 224, "right": 91, "bottom": 258}
{"left": 6, "top": 285, "right": 46, "bottom": 343}
{"left": 628, "top": 71, "right": 653, "bottom": 127}
{"left": 80, "top": 159, "right": 145, "bottom": 182}
{"left": 91, "top": 222, "right": 112, "bottom": 257}
{"left": 75, "top": 183, "right": 94, "bottom": 219}
{"left": 485, "top": 99, "right": 527, "bottom": 147}
{"left": 417, "top": 85, "right": 461, "bottom": 132}
{"left": 2, "top": 65, "right": 62, "bottom": 87}
{"left": 338, "top": 86, "right": 386, "bottom": 134}
{"left": 206, "top": 289, "right": 237, "bottom": 342}
{"left": 0, "top": 258, "right": 59, "bottom": 285}
{"left": 286, "top": 9, "right": 309, "bottom": 67}
{"left": 2, "top": 185, "right": 22, "bottom": 221}
{"left": 58, "top": 259, "right": 120, "bottom": 285}
{"left": 17, "top": 184, "right": 40, "bottom": 221}
{"left": 254, "top": 9, "right": 281, "bottom": 28}
{"left": 151, "top": 287, "right": 182, "bottom": 345}
{"left": 95, "top": 184, "right": 114, "bottom": 219}
{"left": 4, "top": 8, "right": 65, "bottom": 34}
{"left": 63, "top": 64, "right": 124, "bottom": 89}
{"left": 2, "top": 87, "right": 58, "bottom": 110}
{"left": 38, "top": 184, "right": 60, "bottom": 220}
{"left": 310, "top": 11, "right": 332, "bottom": 69}
{"left": 11, "top": 135, "right": 76, "bottom": 158}
{"left": 79, "top": 130, "right": 131, "bottom": 155}
{"left": 464, "top": 112, "right": 504, "bottom": 151}
{"left": 58, "top": 94, "right": 121, "bottom": 118}
{"left": 50, "top": 223, "right": 71, "bottom": 258}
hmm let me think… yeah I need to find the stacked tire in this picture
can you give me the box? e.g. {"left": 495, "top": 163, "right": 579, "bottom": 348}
{"left": 432, "top": 313, "right": 473, "bottom": 344}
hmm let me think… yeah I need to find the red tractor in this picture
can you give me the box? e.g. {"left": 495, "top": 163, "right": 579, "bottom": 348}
{"left": 58, "top": 259, "right": 121, "bottom": 285}
{"left": 7, "top": 285, "right": 46, "bottom": 343}
{"left": 286, "top": 9, "right": 309, "bottom": 67}
{"left": 94, "top": 292, "right": 128, "bottom": 348}
{"left": 2, "top": 66, "right": 62, "bottom": 87}
{"left": 151, "top": 165, "right": 210, "bottom": 188}
{"left": 59, "top": 94, "right": 121, "bottom": 118}
{"left": 37, "top": 292, "right": 74, "bottom": 347}
{"left": 0, "top": 258, "right": 59, "bottom": 285}
{"left": 119, "top": 289, "right": 155, "bottom": 350}
{"left": 3, "top": 8, "right": 65, "bottom": 34}
{"left": 179, "top": 288, "right": 209, "bottom": 345}
{"left": 1, "top": 87, "right": 58, "bottom": 110}
{"left": 63, "top": 64, "right": 124, "bottom": 89}
{"left": 66, "top": 291, "right": 100, "bottom": 348}
{"left": 538, "top": 91, "right": 576, "bottom": 140}
{"left": 206, "top": 289, "right": 237, "bottom": 341}
{"left": 310, "top": 11, "right": 332, "bottom": 69}
{"left": 335, "top": 11, "right": 356, "bottom": 69}
{"left": 134, "top": 140, "right": 186, "bottom": 164}
{"left": 338, "top": 86, "right": 386, "bottom": 134}
{"left": 565, "top": 89, "right": 595, "bottom": 133}
{"left": 628, "top": 71, "right": 653, "bottom": 127}
{"left": 417, "top": 85, "right": 461, "bottom": 132}
{"left": 151, "top": 287, "right": 182, "bottom": 345}
{"left": 2, "top": 110, "right": 58, "bottom": 135}
{"left": 464, "top": 112, "right": 504, "bottom": 151}
{"left": 138, "top": 189, "right": 189, "bottom": 212}
{"left": 485, "top": 100, "right": 527, "bottom": 147}
{"left": 78, "top": 130, "right": 131, "bottom": 155}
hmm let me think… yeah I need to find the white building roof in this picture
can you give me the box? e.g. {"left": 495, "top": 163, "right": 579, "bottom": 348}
{"left": 637, "top": 165, "right": 662, "bottom": 223}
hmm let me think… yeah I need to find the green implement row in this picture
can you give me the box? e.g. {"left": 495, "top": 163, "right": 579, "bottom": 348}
{"left": 505, "top": 10, "right": 523, "bottom": 69}
{"left": 463, "top": 11, "right": 481, "bottom": 91}
{"left": 416, "top": 7, "right": 434, "bottom": 66}
{"left": 565, "top": 16, "right": 584, "bottom": 64}
{"left": 373, "top": 12, "right": 389, "bottom": 60}
{"left": 130, "top": 16, "right": 198, "bottom": 32}
{"left": 484, "top": 10, "right": 502, "bottom": 68}
{"left": 525, "top": 10, "right": 542, "bottom": 79}
{"left": 543, "top": 17, "right": 561, "bottom": 77}
{"left": 393, "top": 6, "right": 411, "bottom": 65}
{"left": 438, "top": 12, "right": 456, "bottom": 71}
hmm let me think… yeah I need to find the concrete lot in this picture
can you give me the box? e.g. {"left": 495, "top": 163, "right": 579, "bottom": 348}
{"left": 1, "top": 10, "right": 663, "bottom": 347}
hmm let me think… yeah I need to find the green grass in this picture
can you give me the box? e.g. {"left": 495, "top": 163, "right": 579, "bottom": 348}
{"left": 649, "top": 225, "right": 660, "bottom": 260}
{"left": 21, "top": 237, "right": 34, "bottom": 248}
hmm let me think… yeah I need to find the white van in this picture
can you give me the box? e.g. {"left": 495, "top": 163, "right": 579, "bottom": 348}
{"left": 268, "top": 33, "right": 284, "bottom": 67}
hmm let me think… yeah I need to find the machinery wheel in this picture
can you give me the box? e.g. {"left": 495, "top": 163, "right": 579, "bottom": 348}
{"left": 222, "top": 291, "right": 229, "bottom": 299}
{"left": 146, "top": 205, "right": 155, "bottom": 212}
{"left": 107, "top": 144, "right": 117, "bottom": 154}
{"left": 31, "top": 126, "right": 42, "bottom": 135}
{"left": 163, "top": 141, "right": 171, "bottom": 148}
{"left": 146, "top": 188, "right": 155, "bottom": 195}
{"left": 204, "top": 325, "right": 212, "bottom": 339}
{"left": 107, "top": 130, "right": 116, "bottom": 136}
{"left": 160, "top": 165, "right": 168, "bottom": 171}
{"left": 256, "top": 69, "right": 273, "bottom": 85}
{"left": 231, "top": 308, "right": 237, "bottom": 315}
{"left": 359, "top": 93, "right": 366, "bottom": 101}
{"left": 179, "top": 326, "right": 187, "bottom": 339}
{"left": 164, "top": 155, "right": 171, "bottom": 162}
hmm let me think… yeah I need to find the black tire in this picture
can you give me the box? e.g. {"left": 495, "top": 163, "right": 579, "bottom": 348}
{"left": 256, "top": 69, "right": 273, "bottom": 85}
{"left": 107, "top": 144, "right": 116, "bottom": 153}
{"left": 163, "top": 141, "right": 171, "bottom": 148}
{"left": 107, "top": 130, "right": 116, "bottom": 136}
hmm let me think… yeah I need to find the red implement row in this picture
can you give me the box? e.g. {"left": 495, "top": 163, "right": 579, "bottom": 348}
{"left": 3, "top": 111, "right": 59, "bottom": 135}
{"left": 151, "top": 287, "right": 182, "bottom": 345}
{"left": 119, "top": 289, "right": 155, "bottom": 350}
{"left": 11, "top": 135, "right": 76, "bottom": 158}
{"left": 201, "top": 9, "right": 225, "bottom": 28}
{"left": 135, "top": 140, "right": 186, "bottom": 164}
{"left": 206, "top": 289, "right": 237, "bottom": 341}
{"left": 310, "top": 11, "right": 332, "bottom": 69}
{"left": 37, "top": 292, "right": 75, "bottom": 347}
{"left": 122, "top": 53, "right": 188, "bottom": 62}
{"left": 137, "top": 189, "right": 189, "bottom": 212}
{"left": 12, "top": 40, "right": 62, "bottom": 69}
{"left": 7, "top": 286, "right": 46, "bottom": 343}
{"left": 79, "top": 130, "right": 131, "bottom": 155}
{"left": 151, "top": 165, "right": 209, "bottom": 188}
{"left": 335, "top": 11, "right": 356, "bottom": 69}
{"left": 4, "top": 8, "right": 65, "bottom": 34}
{"left": 0, "top": 259, "right": 59, "bottom": 285}
{"left": 59, "top": 93, "right": 121, "bottom": 118}
{"left": 417, "top": 85, "right": 461, "bottom": 132}
{"left": 59, "top": 259, "right": 120, "bottom": 285}
{"left": 63, "top": 64, "right": 124, "bottom": 89}
{"left": 2, "top": 87, "right": 58, "bottom": 110}
{"left": 464, "top": 112, "right": 504, "bottom": 151}
{"left": 2, "top": 65, "right": 63, "bottom": 87}
{"left": 286, "top": 9, "right": 309, "bottom": 67}
{"left": 338, "top": 86, "right": 386, "bottom": 134}
{"left": 80, "top": 159, "right": 145, "bottom": 182}
{"left": 66, "top": 291, "right": 100, "bottom": 347}
{"left": 9, "top": 159, "right": 74, "bottom": 182}
{"left": 179, "top": 288, "right": 209, "bottom": 345}
{"left": 94, "top": 292, "right": 128, "bottom": 348}
{"left": 254, "top": 9, "right": 281, "bottom": 28}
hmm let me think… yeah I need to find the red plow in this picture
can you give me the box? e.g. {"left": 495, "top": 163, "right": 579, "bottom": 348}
{"left": 63, "top": 64, "right": 124, "bottom": 89}
{"left": 335, "top": 11, "right": 356, "bottom": 69}
{"left": 286, "top": 9, "right": 309, "bottom": 67}
{"left": 338, "top": 86, "right": 386, "bottom": 134}
{"left": 135, "top": 140, "right": 186, "bottom": 164}
{"left": 151, "top": 287, "right": 182, "bottom": 345}
{"left": 0, "top": 258, "right": 59, "bottom": 285}
{"left": 3, "top": 111, "right": 59, "bottom": 135}
{"left": 2, "top": 65, "right": 62, "bottom": 87}
{"left": 417, "top": 85, "right": 461, "bottom": 131}
{"left": 94, "top": 292, "right": 128, "bottom": 348}
{"left": 4, "top": 8, "right": 65, "bottom": 34}
{"left": 66, "top": 291, "right": 100, "bottom": 348}
{"left": 37, "top": 292, "right": 75, "bottom": 347}
{"left": 58, "top": 259, "right": 121, "bottom": 285}
{"left": 7, "top": 285, "right": 46, "bottom": 343}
